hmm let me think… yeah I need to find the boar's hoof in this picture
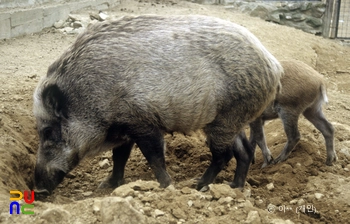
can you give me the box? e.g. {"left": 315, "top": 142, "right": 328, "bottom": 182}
{"left": 271, "top": 153, "right": 289, "bottom": 165}
{"left": 229, "top": 182, "right": 244, "bottom": 190}
{"left": 196, "top": 180, "right": 209, "bottom": 191}
{"left": 98, "top": 178, "right": 124, "bottom": 189}
{"left": 261, "top": 155, "right": 274, "bottom": 169}
{"left": 326, "top": 154, "right": 338, "bottom": 166}
{"left": 198, "top": 185, "right": 209, "bottom": 192}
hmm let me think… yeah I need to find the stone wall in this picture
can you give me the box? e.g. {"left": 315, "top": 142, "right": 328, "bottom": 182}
{"left": 186, "top": 1, "right": 326, "bottom": 35}
{"left": 0, "top": 0, "right": 121, "bottom": 39}
{"left": 227, "top": 1, "right": 326, "bottom": 35}
{"left": 0, "top": 0, "right": 62, "bottom": 9}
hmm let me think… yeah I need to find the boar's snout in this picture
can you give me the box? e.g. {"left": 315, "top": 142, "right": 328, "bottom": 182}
{"left": 34, "top": 164, "right": 66, "bottom": 196}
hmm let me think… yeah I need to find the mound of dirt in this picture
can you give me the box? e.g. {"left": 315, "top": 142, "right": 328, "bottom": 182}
{"left": 0, "top": 1, "right": 349, "bottom": 223}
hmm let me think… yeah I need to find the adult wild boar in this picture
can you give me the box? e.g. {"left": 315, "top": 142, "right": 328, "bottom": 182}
{"left": 33, "top": 15, "right": 283, "bottom": 195}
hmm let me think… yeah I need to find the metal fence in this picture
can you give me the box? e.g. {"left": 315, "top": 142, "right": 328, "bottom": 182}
{"left": 336, "top": 0, "right": 350, "bottom": 38}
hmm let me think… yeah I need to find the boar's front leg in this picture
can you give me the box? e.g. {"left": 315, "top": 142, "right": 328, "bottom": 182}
{"left": 133, "top": 128, "right": 172, "bottom": 188}
{"left": 99, "top": 141, "right": 134, "bottom": 189}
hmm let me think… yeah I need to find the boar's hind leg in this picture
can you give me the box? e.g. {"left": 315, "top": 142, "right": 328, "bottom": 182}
{"left": 134, "top": 128, "right": 172, "bottom": 188}
{"left": 230, "top": 131, "right": 254, "bottom": 189}
{"left": 303, "top": 107, "right": 337, "bottom": 165}
{"left": 197, "top": 124, "right": 236, "bottom": 190}
{"left": 98, "top": 141, "right": 134, "bottom": 189}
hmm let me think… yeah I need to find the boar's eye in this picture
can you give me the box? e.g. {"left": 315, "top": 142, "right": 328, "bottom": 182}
{"left": 43, "top": 127, "right": 53, "bottom": 141}
{"left": 42, "top": 126, "right": 61, "bottom": 142}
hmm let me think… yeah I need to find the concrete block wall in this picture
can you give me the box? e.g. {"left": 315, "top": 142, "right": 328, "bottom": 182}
{"left": 0, "top": 0, "right": 120, "bottom": 39}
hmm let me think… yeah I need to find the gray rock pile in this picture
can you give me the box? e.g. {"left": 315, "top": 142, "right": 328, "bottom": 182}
{"left": 225, "top": 1, "right": 326, "bottom": 35}
{"left": 53, "top": 11, "right": 110, "bottom": 35}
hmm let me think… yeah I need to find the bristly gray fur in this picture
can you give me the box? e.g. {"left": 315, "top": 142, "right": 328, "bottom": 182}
{"left": 33, "top": 15, "right": 283, "bottom": 194}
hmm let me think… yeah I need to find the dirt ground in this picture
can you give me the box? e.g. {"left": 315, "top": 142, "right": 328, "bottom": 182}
{"left": 0, "top": 0, "right": 350, "bottom": 223}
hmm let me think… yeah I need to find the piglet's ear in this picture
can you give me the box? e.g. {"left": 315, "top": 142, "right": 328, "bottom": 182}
{"left": 42, "top": 84, "right": 68, "bottom": 119}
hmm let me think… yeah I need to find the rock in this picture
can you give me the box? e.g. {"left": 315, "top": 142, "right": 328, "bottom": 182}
{"left": 93, "top": 200, "right": 101, "bottom": 214}
{"left": 154, "top": 209, "right": 165, "bottom": 217}
{"left": 270, "top": 219, "right": 295, "bottom": 224}
{"left": 100, "top": 197, "right": 146, "bottom": 223}
{"left": 111, "top": 184, "right": 135, "bottom": 197}
{"left": 301, "top": 2, "right": 313, "bottom": 11}
{"left": 54, "top": 20, "right": 65, "bottom": 29}
{"left": 243, "top": 187, "right": 251, "bottom": 198}
{"left": 187, "top": 200, "right": 193, "bottom": 207}
{"left": 59, "top": 27, "right": 74, "bottom": 34}
{"left": 314, "top": 193, "right": 324, "bottom": 200}
{"left": 340, "top": 148, "right": 350, "bottom": 156}
{"left": 209, "top": 184, "right": 237, "bottom": 200}
{"left": 171, "top": 207, "right": 187, "bottom": 220}
{"left": 247, "top": 177, "right": 260, "bottom": 187}
{"left": 292, "top": 13, "right": 306, "bottom": 22}
{"left": 99, "top": 12, "right": 109, "bottom": 21}
{"left": 140, "top": 196, "right": 154, "bottom": 203}
{"left": 69, "top": 14, "right": 87, "bottom": 22}
{"left": 99, "top": 159, "right": 110, "bottom": 169}
{"left": 250, "top": 4, "right": 277, "bottom": 20}
{"left": 246, "top": 210, "right": 261, "bottom": 224}
{"left": 130, "top": 180, "right": 159, "bottom": 191}
{"left": 142, "top": 207, "right": 152, "bottom": 216}
{"left": 218, "top": 196, "right": 234, "bottom": 204}
{"left": 41, "top": 208, "right": 71, "bottom": 223}
{"left": 267, "top": 12, "right": 282, "bottom": 23}
{"left": 180, "top": 187, "right": 192, "bottom": 194}
{"left": 82, "top": 191, "right": 93, "bottom": 197}
{"left": 306, "top": 18, "right": 322, "bottom": 28}
{"left": 297, "top": 198, "right": 305, "bottom": 205}
{"left": 266, "top": 183, "right": 274, "bottom": 191}
{"left": 312, "top": 5, "right": 325, "bottom": 18}
{"left": 287, "top": 3, "right": 301, "bottom": 11}
{"left": 289, "top": 199, "right": 298, "bottom": 205}
{"left": 90, "top": 12, "right": 100, "bottom": 20}
{"left": 73, "top": 21, "right": 83, "bottom": 29}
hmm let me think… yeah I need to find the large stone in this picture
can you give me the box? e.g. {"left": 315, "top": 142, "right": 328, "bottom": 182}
{"left": 312, "top": 5, "right": 326, "bottom": 18}
{"left": 292, "top": 13, "right": 306, "bottom": 22}
{"left": 301, "top": 2, "right": 313, "bottom": 11}
{"left": 41, "top": 208, "right": 71, "bottom": 223}
{"left": 287, "top": 3, "right": 301, "bottom": 11}
{"left": 267, "top": 12, "right": 282, "bottom": 23}
{"left": 306, "top": 17, "right": 323, "bottom": 28}
{"left": 250, "top": 4, "right": 277, "bottom": 20}
{"left": 111, "top": 184, "right": 135, "bottom": 197}
{"left": 129, "top": 180, "right": 159, "bottom": 191}
{"left": 209, "top": 184, "right": 237, "bottom": 200}
{"left": 246, "top": 210, "right": 261, "bottom": 224}
{"left": 100, "top": 197, "right": 147, "bottom": 223}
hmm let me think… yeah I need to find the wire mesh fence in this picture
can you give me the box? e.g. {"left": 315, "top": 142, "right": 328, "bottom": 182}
{"left": 336, "top": 0, "right": 350, "bottom": 38}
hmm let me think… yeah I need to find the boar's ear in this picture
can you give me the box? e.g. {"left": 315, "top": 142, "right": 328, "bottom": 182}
{"left": 42, "top": 84, "right": 68, "bottom": 119}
